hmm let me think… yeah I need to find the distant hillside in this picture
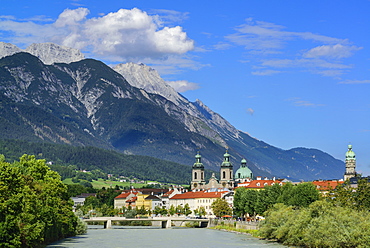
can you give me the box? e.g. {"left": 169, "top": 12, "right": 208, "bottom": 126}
{"left": 0, "top": 139, "right": 194, "bottom": 184}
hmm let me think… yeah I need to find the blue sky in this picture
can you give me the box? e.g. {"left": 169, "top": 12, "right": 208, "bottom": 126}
{"left": 1, "top": 0, "right": 370, "bottom": 175}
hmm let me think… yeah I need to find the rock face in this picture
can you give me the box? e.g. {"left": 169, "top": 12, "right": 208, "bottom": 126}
{"left": 0, "top": 43, "right": 345, "bottom": 181}
{"left": 0, "top": 42, "right": 84, "bottom": 64}
{"left": 0, "top": 42, "right": 22, "bottom": 58}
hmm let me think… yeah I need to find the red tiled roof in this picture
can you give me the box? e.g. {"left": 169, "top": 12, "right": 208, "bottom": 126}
{"left": 115, "top": 192, "right": 132, "bottom": 199}
{"left": 237, "top": 179, "right": 284, "bottom": 189}
{"left": 170, "top": 191, "right": 227, "bottom": 200}
{"left": 162, "top": 190, "right": 174, "bottom": 197}
{"left": 312, "top": 180, "right": 344, "bottom": 191}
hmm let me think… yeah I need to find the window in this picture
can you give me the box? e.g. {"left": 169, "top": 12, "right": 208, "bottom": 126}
{"left": 223, "top": 171, "right": 226, "bottom": 179}
{"left": 194, "top": 172, "right": 197, "bottom": 180}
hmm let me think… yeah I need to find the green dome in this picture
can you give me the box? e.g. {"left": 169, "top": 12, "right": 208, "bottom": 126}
{"left": 235, "top": 166, "right": 253, "bottom": 180}
{"left": 345, "top": 144, "right": 356, "bottom": 160}
{"left": 235, "top": 159, "right": 253, "bottom": 179}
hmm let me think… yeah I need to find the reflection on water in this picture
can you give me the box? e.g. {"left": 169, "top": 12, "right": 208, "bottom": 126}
{"left": 47, "top": 226, "right": 287, "bottom": 248}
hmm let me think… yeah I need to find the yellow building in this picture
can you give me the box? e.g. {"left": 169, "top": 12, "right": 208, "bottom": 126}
{"left": 135, "top": 193, "right": 152, "bottom": 210}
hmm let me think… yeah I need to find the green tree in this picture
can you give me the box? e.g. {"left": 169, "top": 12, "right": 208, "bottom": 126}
{"left": 153, "top": 206, "right": 162, "bottom": 216}
{"left": 195, "top": 206, "right": 206, "bottom": 217}
{"left": 175, "top": 205, "right": 184, "bottom": 216}
{"left": 233, "top": 187, "right": 248, "bottom": 217}
{"left": 136, "top": 205, "right": 148, "bottom": 215}
{"left": 211, "top": 198, "right": 232, "bottom": 217}
{"left": 160, "top": 206, "right": 168, "bottom": 216}
{"left": 259, "top": 200, "right": 370, "bottom": 247}
{"left": 168, "top": 205, "right": 176, "bottom": 216}
{"left": 183, "top": 203, "right": 192, "bottom": 216}
{"left": 0, "top": 154, "right": 80, "bottom": 247}
{"left": 287, "top": 182, "right": 320, "bottom": 207}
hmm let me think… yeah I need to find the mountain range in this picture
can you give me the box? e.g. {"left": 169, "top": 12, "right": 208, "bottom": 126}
{"left": 0, "top": 42, "right": 345, "bottom": 181}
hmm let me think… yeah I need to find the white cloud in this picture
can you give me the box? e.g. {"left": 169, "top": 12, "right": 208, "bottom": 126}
{"left": 251, "top": 70, "right": 282, "bottom": 76}
{"left": 246, "top": 108, "right": 255, "bottom": 115}
{"left": 286, "top": 97, "right": 324, "bottom": 107}
{"left": 303, "top": 44, "right": 362, "bottom": 59}
{"left": 226, "top": 18, "right": 345, "bottom": 53}
{"left": 223, "top": 18, "right": 360, "bottom": 78}
{"left": 149, "top": 9, "right": 189, "bottom": 25}
{"left": 0, "top": 8, "right": 195, "bottom": 72}
{"left": 261, "top": 58, "right": 352, "bottom": 69}
{"left": 339, "top": 80, "right": 370, "bottom": 84}
{"left": 213, "top": 42, "right": 233, "bottom": 50}
{"left": 166, "top": 80, "right": 199, "bottom": 92}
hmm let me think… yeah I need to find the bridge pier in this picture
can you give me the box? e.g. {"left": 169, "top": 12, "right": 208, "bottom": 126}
{"left": 103, "top": 220, "right": 112, "bottom": 229}
{"left": 161, "top": 219, "right": 172, "bottom": 228}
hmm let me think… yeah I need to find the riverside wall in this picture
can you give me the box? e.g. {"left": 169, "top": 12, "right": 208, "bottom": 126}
{"left": 208, "top": 219, "right": 259, "bottom": 230}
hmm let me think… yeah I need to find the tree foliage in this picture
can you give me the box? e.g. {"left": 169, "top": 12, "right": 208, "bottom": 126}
{"left": 211, "top": 198, "right": 232, "bottom": 217}
{"left": 259, "top": 200, "right": 370, "bottom": 247}
{"left": 234, "top": 182, "right": 320, "bottom": 217}
{"left": 0, "top": 154, "right": 80, "bottom": 247}
{"left": 330, "top": 178, "right": 370, "bottom": 210}
{"left": 0, "top": 139, "right": 192, "bottom": 184}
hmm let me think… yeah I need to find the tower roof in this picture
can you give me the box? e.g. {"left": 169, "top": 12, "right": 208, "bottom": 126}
{"left": 345, "top": 144, "right": 356, "bottom": 161}
{"left": 221, "top": 150, "right": 232, "bottom": 168}
{"left": 193, "top": 151, "right": 204, "bottom": 169}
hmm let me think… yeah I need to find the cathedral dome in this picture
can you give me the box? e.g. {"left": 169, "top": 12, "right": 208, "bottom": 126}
{"left": 345, "top": 144, "right": 356, "bottom": 161}
{"left": 235, "top": 166, "right": 253, "bottom": 180}
{"left": 235, "top": 159, "right": 253, "bottom": 179}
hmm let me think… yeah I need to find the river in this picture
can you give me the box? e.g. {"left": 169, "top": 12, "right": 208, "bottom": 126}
{"left": 47, "top": 226, "right": 287, "bottom": 248}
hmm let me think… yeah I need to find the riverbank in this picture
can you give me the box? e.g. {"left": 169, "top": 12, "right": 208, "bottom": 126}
{"left": 210, "top": 225, "right": 259, "bottom": 237}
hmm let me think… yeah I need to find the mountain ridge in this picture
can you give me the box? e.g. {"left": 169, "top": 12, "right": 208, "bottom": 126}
{"left": 0, "top": 43, "right": 345, "bottom": 181}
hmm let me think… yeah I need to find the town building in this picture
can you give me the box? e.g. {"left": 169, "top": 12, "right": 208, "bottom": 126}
{"left": 236, "top": 176, "right": 284, "bottom": 189}
{"left": 114, "top": 190, "right": 138, "bottom": 209}
{"left": 311, "top": 180, "right": 344, "bottom": 195}
{"left": 114, "top": 188, "right": 169, "bottom": 210}
{"left": 169, "top": 190, "right": 228, "bottom": 217}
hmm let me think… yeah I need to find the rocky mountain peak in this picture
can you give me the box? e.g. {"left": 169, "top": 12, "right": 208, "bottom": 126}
{"left": 113, "top": 62, "right": 184, "bottom": 106}
{"left": 0, "top": 42, "right": 85, "bottom": 65}
{"left": 25, "top": 43, "right": 85, "bottom": 65}
{"left": 0, "top": 42, "right": 22, "bottom": 58}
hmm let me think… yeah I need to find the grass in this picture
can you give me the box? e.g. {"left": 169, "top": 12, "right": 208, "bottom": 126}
{"left": 210, "top": 225, "right": 260, "bottom": 237}
{"left": 62, "top": 177, "right": 189, "bottom": 189}
{"left": 62, "top": 178, "right": 148, "bottom": 189}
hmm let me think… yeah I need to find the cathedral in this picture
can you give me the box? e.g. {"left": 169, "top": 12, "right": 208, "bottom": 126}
{"left": 191, "top": 151, "right": 254, "bottom": 190}
{"left": 191, "top": 151, "right": 234, "bottom": 190}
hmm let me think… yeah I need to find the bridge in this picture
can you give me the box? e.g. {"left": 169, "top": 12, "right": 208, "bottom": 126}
{"left": 83, "top": 217, "right": 210, "bottom": 229}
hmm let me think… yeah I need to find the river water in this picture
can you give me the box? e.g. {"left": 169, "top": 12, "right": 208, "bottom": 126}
{"left": 47, "top": 226, "right": 287, "bottom": 248}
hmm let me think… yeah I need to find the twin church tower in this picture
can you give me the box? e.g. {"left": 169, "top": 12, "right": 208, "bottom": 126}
{"left": 191, "top": 150, "right": 253, "bottom": 190}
